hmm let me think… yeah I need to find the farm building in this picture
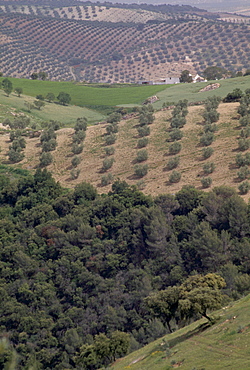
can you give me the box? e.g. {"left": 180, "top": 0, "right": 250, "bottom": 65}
{"left": 138, "top": 77, "right": 180, "bottom": 85}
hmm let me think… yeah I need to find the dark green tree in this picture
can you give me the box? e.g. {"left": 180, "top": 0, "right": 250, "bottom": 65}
{"left": 46, "top": 92, "right": 55, "bottom": 102}
{"left": 180, "top": 70, "right": 192, "bottom": 83}
{"left": 179, "top": 273, "right": 226, "bottom": 322}
{"left": 57, "top": 92, "right": 71, "bottom": 105}
{"left": 1, "top": 78, "right": 13, "bottom": 96}
{"left": 15, "top": 87, "right": 23, "bottom": 97}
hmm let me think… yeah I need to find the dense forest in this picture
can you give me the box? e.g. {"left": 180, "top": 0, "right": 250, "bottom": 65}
{"left": 0, "top": 167, "right": 250, "bottom": 368}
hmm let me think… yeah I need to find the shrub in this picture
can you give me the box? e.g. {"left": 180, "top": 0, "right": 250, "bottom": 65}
{"left": 169, "top": 129, "right": 183, "bottom": 141}
{"left": 137, "top": 137, "right": 149, "bottom": 148}
{"left": 134, "top": 164, "right": 148, "bottom": 177}
{"left": 75, "top": 117, "right": 87, "bottom": 131}
{"left": 238, "top": 103, "right": 248, "bottom": 117}
{"left": 139, "top": 112, "right": 154, "bottom": 125}
{"left": 201, "top": 177, "right": 212, "bottom": 188}
{"left": 106, "top": 124, "right": 118, "bottom": 135}
{"left": 239, "top": 115, "right": 250, "bottom": 127}
{"left": 137, "top": 125, "right": 150, "bottom": 137}
{"left": 42, "top": 139, "right": 57, "bottom": 152}
{"left": 238, "top": 138, "right": 250, "bottom": 151}
{"left": 237, "top": 165, "right": 250, "bottom": 181}
{"left": 200, "top": 132, "right": 214, "bottom": 146}
{"left": 166, "top": 156, "right": 180, "bottom": 170}
{"left": 71, "top": 156, "right": 81, "bottom": 167}
{"left": 40, "top": 128, "right": 56, "bottom": 143}
{"left": 223, "top": 88, "right": 243, "bottom": 102}
{"left": 170, "top": 115, "right": 186, "bottom": 129}
{"left": 202, "top": 147, "right": 214, "bottom": 159}
{"left": 169, "top": 142, "right": 182, "bottom": 155}
{"left": 203, "top": 109, "right": 219, "bottom": 124}
{"left": 72, "top": 130, "right": 86, "bottom": 144}
{"left": 204, "top": 96, "right": 221, "bottom": 110}
{"left": 72, "top": 143, "right": 84, "bottom": 154}
{"left": 70, "top": 168, "right": 80, "bottom": 179}
{"left": 8, "top": 148, "right": 25, "bottom": 163}
{"left": 104, "top": 146, "right": 115, "bottom": 156}
{"left": 107, "top": 112, "right": 122, "bottom": 123}
{"left": 204, "top": 124, "right": 217, "bottom": 133}
{"left": 203, "top": 162, "right": 215, "bottom": 175}
{"left": 39, "top": 152, "right": 52, "bottom": 167}
{"left": 235, "top": 153, "right": 250, "bottom": 167}
{"left": 102, "top": 157, "right": 115, "bottom": 171}
{"left": 101, "top": 173, "right": 113, "bottom": 186}
{"left": 240, "top": 126, "right": 250, "bottom": 138}
{"left": 11, "top": 137, "right": 26, "bottom": 150}
{"left": 105, "top": 134, "right": 116, "bottom": 145}
{"left": 238, "top": 181, "right": 250, "bottom": 194}
{"left": 136, "top": 149, "right": 148, "bottom": 162}
{"left": 169, "top": 170, "right": 181, "bottom": 183}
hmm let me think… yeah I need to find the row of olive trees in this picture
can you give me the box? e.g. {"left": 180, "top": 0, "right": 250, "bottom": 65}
{"left": 39, "top": 122, "right": 58, "bottom": 167}
{"left": 70, "top": 117, "right": 88, "bottom": 179}
{"left": 233, "top": 90, "right": 250, "bottom": 194}
{"left": 198, "top": 96, "right": 221, "bottom": 188}
{"left": 133, "top": 105, "right": 155, "bottom": 179}
{"left": 166, "top": 99, "right": 189, "bottom": 184}
{"left": 101, "top": 111, "right": 123, "bottom": 186}
{"left": 5, "top": 116, "right": 31, "bottom": 163}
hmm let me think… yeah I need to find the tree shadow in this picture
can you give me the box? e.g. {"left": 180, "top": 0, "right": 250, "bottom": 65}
{"left": 168, "top": 321, "right": 211, "bottom": 348}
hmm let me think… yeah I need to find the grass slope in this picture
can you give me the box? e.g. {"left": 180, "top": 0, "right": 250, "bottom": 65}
{"left": 153, "top": 76, "right": 250, "bottom": 108}
{"left": 0, "top": 90, "right": 105, "bottom": 125}
{"left": 0, "top": 78, "right": 169, "bottom": 107}
{"left": 110, "top": 294, "right": 250, "bottom": 370}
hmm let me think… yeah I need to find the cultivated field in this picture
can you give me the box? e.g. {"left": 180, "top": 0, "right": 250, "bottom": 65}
{"left": 1, "top": 2, "right": 250, "bottom": 83}
{"left": 1, "top": 96, "right": 250, "bottom": 201}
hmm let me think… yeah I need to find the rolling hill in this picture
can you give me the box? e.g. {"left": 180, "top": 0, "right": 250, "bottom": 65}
{"left": 0, "top": 1, "right": 250, "bottom": 83}
{"left": 1, "top": 76, "right": 250, "bottom": 200}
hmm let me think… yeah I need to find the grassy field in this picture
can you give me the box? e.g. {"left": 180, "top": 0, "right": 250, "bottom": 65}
{"left": 0, "top": 78, "right": 169, "bottom": 107}
{"left": 0, "top": 90, "right": 105, "bottom": 125}
{"left": 109, "top": 294, "right": 250, "bottom": 370}
{"left": 153, "top": 76, "right": 250, "bottom": 108}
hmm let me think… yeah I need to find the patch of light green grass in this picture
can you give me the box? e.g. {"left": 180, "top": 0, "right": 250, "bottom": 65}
{"left": 0, "top": 78, "right": 170, "bottom": 107}
{"left": 0, "top": 90, "right": 105, "bottom": 124}
{"left": 110, "top": 294, "right": 250, "bottom": 370}
{"left": 153, "top": 76, "right": 250, "bottom": 109}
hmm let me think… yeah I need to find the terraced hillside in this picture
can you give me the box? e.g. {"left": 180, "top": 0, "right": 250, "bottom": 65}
{"left": 0, "top": 1, "right": 250, "bottom": 82}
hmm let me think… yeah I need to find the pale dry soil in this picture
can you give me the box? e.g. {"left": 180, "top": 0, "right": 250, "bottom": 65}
{"left": 0, "top": 102, "right": 249, "bottom": 200}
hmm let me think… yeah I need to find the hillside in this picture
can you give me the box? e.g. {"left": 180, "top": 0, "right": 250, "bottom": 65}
{"left": 0, "top": 1, "right": 250, "bottom": 83}
{"left": 2, "top": 77, "right": 250, "bottom": 200}
{"left": 109, "top": 294, "right": 250, "bottom": 370}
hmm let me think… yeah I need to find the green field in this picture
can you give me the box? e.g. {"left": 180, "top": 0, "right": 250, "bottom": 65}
{"left": 110, "top": 294, "right": 250, "bottom": 370}
{"left": 0, "top": 90, "right": 105, "bottom": 124}
{"left": 153, "top": 75, "right": 250, "bottom": 108}
{"left": 0, "top": 78, "right": 169, "bottom": 107}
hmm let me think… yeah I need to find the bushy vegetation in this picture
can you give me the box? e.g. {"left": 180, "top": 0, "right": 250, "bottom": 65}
{"left": 166, "top": 156, "right": 180, "bottom": 170}
{"left": 201, "top": 176, "right": 212, "bottom": 188}
{"left": 202, "top": 147, "right": 214, "bottom": 159}
{"left": 137, "top": 137, "right": 149, "bottom": 148}
{"left": 0, "top": 171, "right": 249, "bottom": 369}
{"left": 169, "top": 142, "right": 182, "bottom": 155}
{"left": 169, "top": 170, "right": 181, "bottom": 183}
